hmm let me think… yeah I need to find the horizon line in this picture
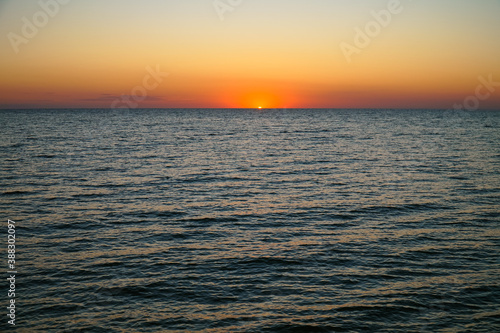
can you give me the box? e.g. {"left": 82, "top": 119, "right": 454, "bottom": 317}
{"left": 1, "top": 107, "right": 499, "bottom": 111}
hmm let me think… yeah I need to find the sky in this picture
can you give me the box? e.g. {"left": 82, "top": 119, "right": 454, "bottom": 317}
{"left": 0, "top": 0, "right": 499, "bottom": 109}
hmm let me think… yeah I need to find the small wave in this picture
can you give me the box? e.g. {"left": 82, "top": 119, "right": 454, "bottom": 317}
{"left": 2, "top": 190, "right": 38, "bottom": 196}
{"left": 97, "top": 285, "right": 152, "bottom": 298}
{"left": 336, "top": 304, "right": 420, "bottom": 313}
{"left": 93, "top": 261, "right": 124, "bottom": 268}
{"left": 237, "top": 257, "right": 303, "bottom": 266}
{"left": 37, "top": 303, "right": 82, "bottom": 313}
{"left": 448, "top": 175, "right": 469, "bottom": 180}
{"left": 52, "top": 221, "right": 102, "bottom": 230}
{"left": 71, "top": 193, "right": 108, "bottom": 199}
{"left": 144, "top": 210, "right": 187, "bottom": 218}
{"left": 325, "top": 213, "right": 357, "bottom": 220}
{"left": 93, "top": 166, "right": 114, "bottom": 171}
{"left": 350, "top": 202, "right": 451, "bottom": 215}
{"left": 35, "top": 154, "right": 56, "bottom": 158}
{"left": 458, "top": 187, "right": 499, "bottom": 194}
{"left": 91, "top": 183, "right": 128, "bottom": 188}
{"left": 180, "top": 175, "right": 248, "bottom": 184}
{"left": 473, "top": 310, "right": 500, "bottom": 320}
{"left": 261, "top": 323, "right": 344, "bottom": 332}
{"left": 182, "top": 216, "right": 239, "bottom": 224}
{"left": 3, "top": 142, "right": 24, "bottom": 148}
{"left": 106, "top": 210, "right": 187, "bottom": 220}
{"left": 96, "top": 281, "right": 169, "bottom": 298}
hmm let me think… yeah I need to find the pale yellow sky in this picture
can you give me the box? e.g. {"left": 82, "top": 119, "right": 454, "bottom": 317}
{"left": 0, "top": 0, "right": 499, "bottom": 108}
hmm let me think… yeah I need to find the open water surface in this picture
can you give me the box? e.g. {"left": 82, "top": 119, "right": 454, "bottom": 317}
{"left": 1, "top": 108, "right": 499, "bottom": 332}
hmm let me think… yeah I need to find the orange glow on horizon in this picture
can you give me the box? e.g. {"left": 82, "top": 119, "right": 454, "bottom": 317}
{"left": 215, "top": 83, "right": 302, "bottom": 109}
{"left": 240, "top": 91, "right": 281, "bottom": 109}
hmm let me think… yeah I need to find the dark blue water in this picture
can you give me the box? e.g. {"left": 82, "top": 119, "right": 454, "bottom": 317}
{"left": 1, "top": 109, "right": 499, "bottom": 332}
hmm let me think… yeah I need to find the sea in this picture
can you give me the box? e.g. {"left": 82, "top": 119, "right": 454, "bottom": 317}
{"left": 1, "top": 108, "right": 499, "bottom": 332}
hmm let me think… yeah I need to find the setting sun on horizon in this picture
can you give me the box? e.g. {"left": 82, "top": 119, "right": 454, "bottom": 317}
{"left": 0, "top": 0, "right": 499, "bottom": 109}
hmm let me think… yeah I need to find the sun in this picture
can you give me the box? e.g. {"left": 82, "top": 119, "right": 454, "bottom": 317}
{"left": 237, "top": 91, "right": 283, "bottom": 109}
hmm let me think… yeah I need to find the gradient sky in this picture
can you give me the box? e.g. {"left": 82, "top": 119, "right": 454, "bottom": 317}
{"left": 0, "top": 0, "right": 499, "bottom": 109}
